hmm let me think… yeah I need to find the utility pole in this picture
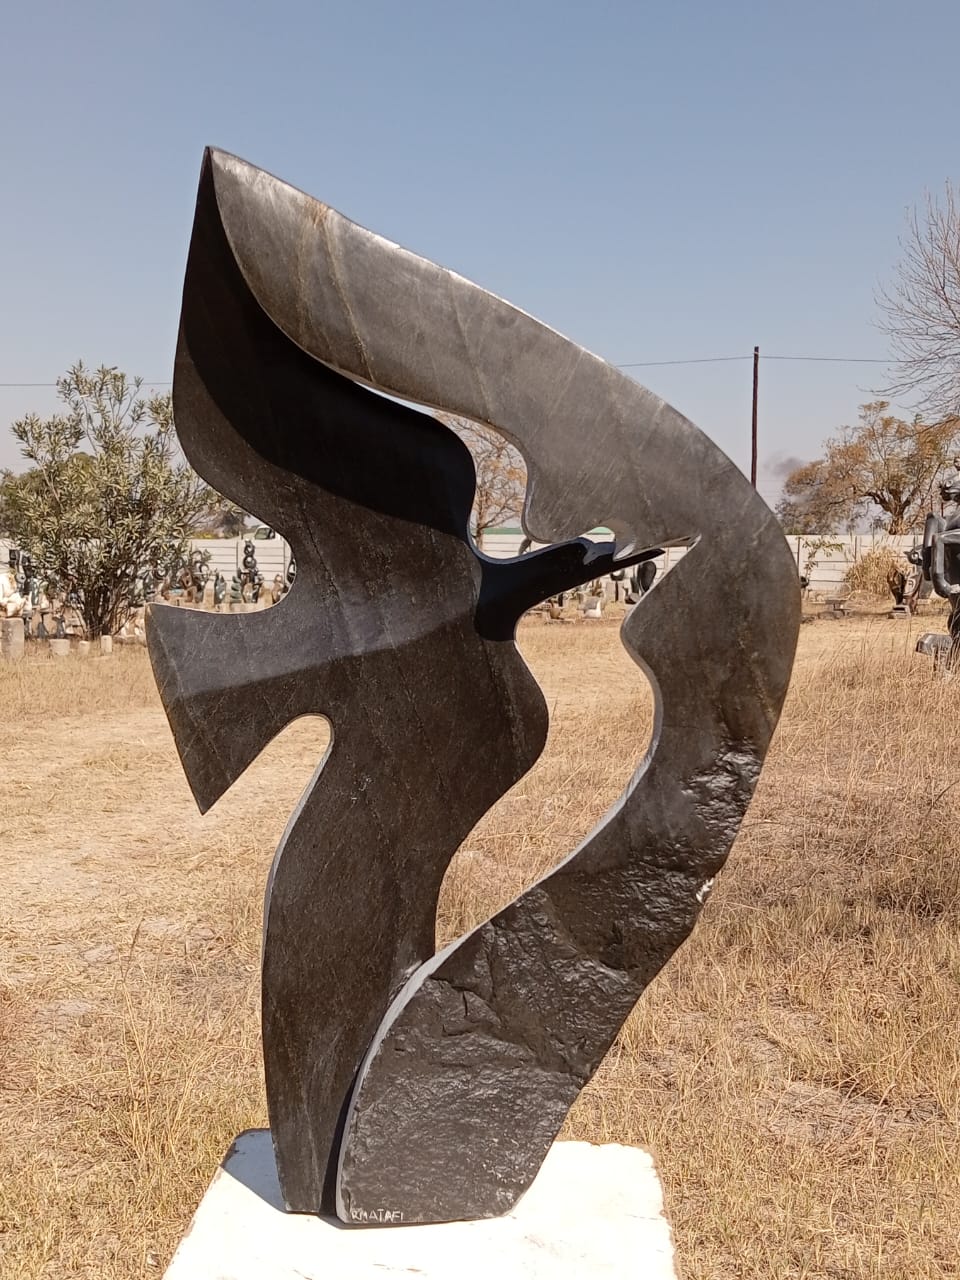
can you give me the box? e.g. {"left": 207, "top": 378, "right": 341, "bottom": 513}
{"left": 751, "top": 345, "right": 759, "bottom": 488}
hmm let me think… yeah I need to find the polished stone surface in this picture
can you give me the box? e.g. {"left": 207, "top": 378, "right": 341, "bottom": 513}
{"left": 148, "top": 149, "right": 800, "bottom": 1224}
{"left": 162, "top": 1131, "right": 677, "bottom": 1279}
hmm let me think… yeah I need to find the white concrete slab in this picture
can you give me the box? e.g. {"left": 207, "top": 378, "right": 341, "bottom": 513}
{"left": 163, "top": 1130, "right": 676, "bottom": 1279}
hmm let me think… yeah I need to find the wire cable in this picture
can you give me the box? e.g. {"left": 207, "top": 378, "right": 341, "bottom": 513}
{"left": 0, "top": 380, "right": 172, "bottom": 388}
{"left": 614, "top": 356, "right": 750, "bottom": 368}
{"left": 761, "top": 355, "right": 890, "bottom": 364}
{"left": 0, "top": 353, "right": 894, "bottom": 387}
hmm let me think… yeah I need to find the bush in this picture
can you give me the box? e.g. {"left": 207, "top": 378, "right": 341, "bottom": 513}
{"left": 844, "top": 545, "right": 908, "bottom": 597}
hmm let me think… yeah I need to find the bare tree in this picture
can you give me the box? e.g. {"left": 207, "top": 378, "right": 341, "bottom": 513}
{"left": 879, "top": 184, "right": 960, "bottom": 418}
{"left": 439, "top": 416, "right": 527, "bottom": 543}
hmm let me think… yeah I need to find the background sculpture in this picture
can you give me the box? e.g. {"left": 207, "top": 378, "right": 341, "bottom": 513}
{"left": 915, "top": 467, "right": 960, "bottom": 666}
{"left": 147, "top": 149, "right": 800, "bottom": 1226}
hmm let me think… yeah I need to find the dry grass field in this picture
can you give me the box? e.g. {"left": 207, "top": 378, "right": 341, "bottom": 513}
{"left": 1, "top": 610, "right": 958, "bottom": 1278}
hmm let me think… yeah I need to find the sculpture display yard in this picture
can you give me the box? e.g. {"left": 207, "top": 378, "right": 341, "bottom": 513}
{"left": 149, "top": 148, "right": 799, "bottom": 1270}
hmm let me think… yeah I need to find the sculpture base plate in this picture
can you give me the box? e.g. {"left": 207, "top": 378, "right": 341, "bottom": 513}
{"left": 162, "top": 1130, "right": 676, "bottom": 1279}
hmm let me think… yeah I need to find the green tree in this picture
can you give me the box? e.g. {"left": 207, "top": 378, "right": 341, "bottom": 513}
{"left": 776, "top": 402, "right": 960, "bottom": 535}
{"left": 3, "top": 363, "right": 216, "bottom": 637}
{"left": 0, "top": 468, "right": 16, "bottom": 537}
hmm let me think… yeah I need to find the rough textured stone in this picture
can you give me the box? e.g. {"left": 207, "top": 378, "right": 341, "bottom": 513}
{"left": 148, "top": 149, "right": 799, "bottom": 1225}
{"left": 163, "top": 1131, "right": 676, "bottom": 1279}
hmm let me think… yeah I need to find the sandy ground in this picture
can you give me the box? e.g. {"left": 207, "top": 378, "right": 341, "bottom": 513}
{"left": 2, "top": 606, "right": 958, "bottom": 1278}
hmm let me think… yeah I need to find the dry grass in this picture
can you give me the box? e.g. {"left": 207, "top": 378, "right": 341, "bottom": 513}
{"left": 0, "top": 645, "right": 159, "bottom": 719}
{"left": 1, "top": 615, "right": 958, "bottom": 1278}
{"left": 843, "top": 546, "right": 908, "bottom": 597}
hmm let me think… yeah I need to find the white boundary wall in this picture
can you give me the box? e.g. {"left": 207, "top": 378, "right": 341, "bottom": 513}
{"left": 0, "top": 530, "right": 925, "bottom": 599}
{"left": 0, "top": 535, "right": 292, "bottom": 583}
{"left": 783, "top": 533, "right": 921, "bottom": 597}
{"left": 481, "top": 529, "right": 927, "bottom": 598}
{"left": 188, "top": 536, "right": 291, "bottom": 581}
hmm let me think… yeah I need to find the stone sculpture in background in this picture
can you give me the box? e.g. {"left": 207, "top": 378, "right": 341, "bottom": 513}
{"left": 146, "top": 149, "right": 800, "bottom": 1227}
{"left": 887, "top": 550, "right": 926, "bottom": 616}
{"left": 2, "top": 549, "right": 77, "bottom": 637}
{"left": 915, "top": 469, "right": 960, "bottom": 665}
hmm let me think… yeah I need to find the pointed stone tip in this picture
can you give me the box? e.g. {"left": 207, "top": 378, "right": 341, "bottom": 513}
{"left": 203, "top": 148, "right": 265, "bottom": 196}
{"left": 194, "top": 789, "right": 214, "bottom": 817}
{"left": 205, "top": 144, "right": 241, "bottom": 167}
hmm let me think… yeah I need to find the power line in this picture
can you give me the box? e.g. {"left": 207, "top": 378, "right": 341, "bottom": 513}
{"left": 0, "top": 353, "right": 894, "bottom": 387}
{"left": 615, "top": 355, "right": 750, "bottom": 368}
{"left": 616, "top": 353, "right": 891, "bottom": 368}
{"left": 0, "top": 380, "right": 172, "bottom": 388}
{"left": 761, "top": 354, "right": 890, "bottom": 364}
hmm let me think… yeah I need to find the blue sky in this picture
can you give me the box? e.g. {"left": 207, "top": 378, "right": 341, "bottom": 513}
{"left": 2, "top": 0, "right": 958, "bottom": 505}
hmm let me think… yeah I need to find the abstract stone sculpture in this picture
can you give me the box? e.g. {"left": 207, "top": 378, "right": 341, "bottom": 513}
{"left": 915, "top": 467, "right": 960, "bottom": 664}
{"left": 147, "top": 149, "right": 800, "bottom": 1227}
